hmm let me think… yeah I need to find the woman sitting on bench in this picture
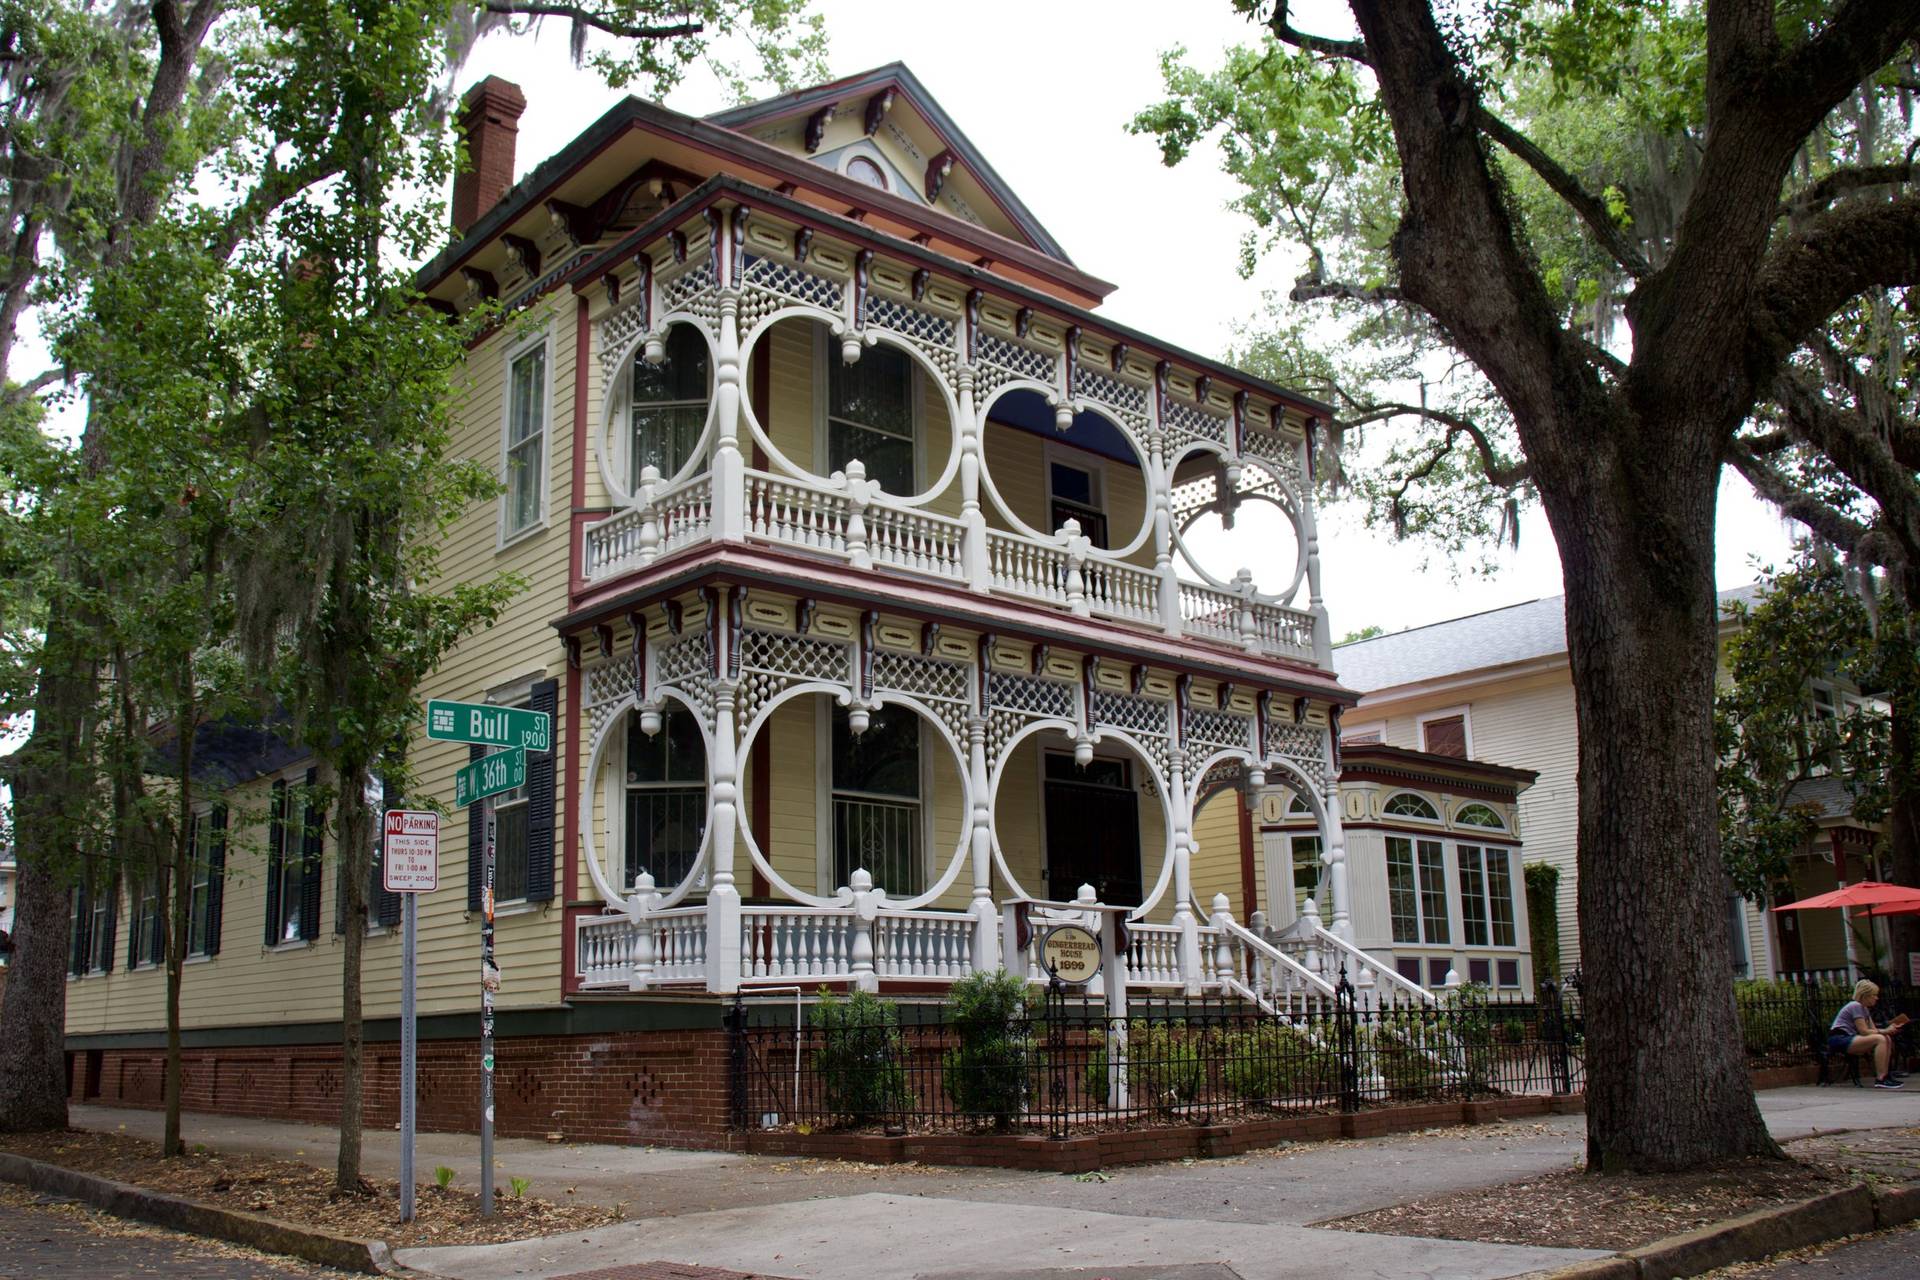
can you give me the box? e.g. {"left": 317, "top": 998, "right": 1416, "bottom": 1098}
{"left": 1830, "top": 979, "right": 1909, "bottom": 1089}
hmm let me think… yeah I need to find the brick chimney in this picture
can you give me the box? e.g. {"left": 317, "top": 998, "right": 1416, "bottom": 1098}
{"left": 451, "top": 76, "right": 528, "bottom": 236}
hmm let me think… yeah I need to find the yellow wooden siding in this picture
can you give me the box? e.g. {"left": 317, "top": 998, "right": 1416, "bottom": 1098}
{"left": 1188, "top": 787, "right": 1245, "bottom": 919}
{"left": 979, "top": 421, "right": 1153, "bottom": 567}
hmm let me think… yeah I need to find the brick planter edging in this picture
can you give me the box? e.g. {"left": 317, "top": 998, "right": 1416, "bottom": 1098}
{"left": 0, "top": 1151, "right": 392, "bottom": 1275}
{"left": 734, "top": 1092, "right": 1574, "bottom": 1173}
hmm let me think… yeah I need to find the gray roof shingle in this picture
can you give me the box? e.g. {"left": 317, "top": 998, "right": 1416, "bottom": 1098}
{"left": 1335, "top": 584, "right": 1762, "bottom": 694}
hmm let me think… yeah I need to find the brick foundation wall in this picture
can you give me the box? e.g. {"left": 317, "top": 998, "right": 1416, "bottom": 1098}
{"left": 68, "top": 1028, "right": 736, "bottom": 1150}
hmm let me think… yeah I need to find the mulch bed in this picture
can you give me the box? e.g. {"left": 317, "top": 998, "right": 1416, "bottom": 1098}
{"left": 1323, "top": 1127, "right": 1920, "bottom": 1252}
{"left": 0, "top": 1127, "right": 621, "bottom": 1248}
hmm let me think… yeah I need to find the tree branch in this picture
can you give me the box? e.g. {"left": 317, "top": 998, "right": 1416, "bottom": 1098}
{"left": 478, "top": 1, "right": 703, "bottom": 40}
{"left": 1778, "top": 0, "right": 1920, "bottom": 135}
{"left": 1474, "top": 107, "right": 1650, "bottom": 278}
{"left": 1727, "top": 441, "right": 1875, "bottom": 556}
{"left": 1265, "top": 1, "right": 1370, "bottom": 64}
{"left": 1770, "top": 369, "right": 1920, "bottom": 564}
{"left": 2, "top": 365, "right": 65, "bottom": 406}
{"left": 1778, "top": 161, "right": 1918, "bottom": 220}
{"left": 1339, "top": 401, "right": 1532, "bottom": 489}
{"left": 1752, "top": 191, "right": 1920, "bottom": 372}
{"left": 208, "top": 154, "right": 348, "bottom": 263}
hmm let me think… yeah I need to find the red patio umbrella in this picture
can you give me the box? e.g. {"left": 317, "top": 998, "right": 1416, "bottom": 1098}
{"left": 1770, "top": 880, "right": 1920, "bottom": 911}
{"left": 1864, "top": 899, "right": 1920, "bottom": 917}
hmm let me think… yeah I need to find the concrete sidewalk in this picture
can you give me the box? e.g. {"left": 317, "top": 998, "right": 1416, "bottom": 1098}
{"left": 71, "top": 1085, "right": 1920, "bottom": 1280}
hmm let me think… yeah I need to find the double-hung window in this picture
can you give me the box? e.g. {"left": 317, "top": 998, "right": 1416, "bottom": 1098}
{"left": 185, "top": 813, "right": 215, "bottom": 957}
{"left": 630, "top": 326, "right": 710, "bottom": 486}
{"left": 268, "top": 780, "right": 307, "bottom": 944}
{"left": 502, "top": 343, "right": 547, "bottom": 539}
{"left": 1290, "top": 834, "right": 1322, "bottom": 916}
{"left": 132, "top": 880, "right": 163, "bottom": 967}
{"left": 89, "top": 888, "right": 116, "bottom": 973}
{"left": 625, "top": 706, "right": 707, "bottom": 889}
{"left": 1048, "top": 459, "right": 1108, "bottom": 548}
{"left": 830, "top": 703, "right": 922, "bottom": 895}
{"left": 1386, "top": 836, "right": 1449, "bottom": 945}
{"left": 826, "top": 342, "right": 915, "bottom": 494}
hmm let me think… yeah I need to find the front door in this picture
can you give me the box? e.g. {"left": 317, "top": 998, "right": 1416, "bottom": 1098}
{"left": 1043, "top": 753, "right": 1143, "bottom": 905}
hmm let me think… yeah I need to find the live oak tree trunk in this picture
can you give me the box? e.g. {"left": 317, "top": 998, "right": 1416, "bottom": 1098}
{"left": 1883, "top": 581, "right": 1920, "bottom": 982}
{"left": 1542, "top": 434, "right": 1779, "bottom": 1171}
{"left": 0, "top": 603, "right": 95, "bottom": 1133}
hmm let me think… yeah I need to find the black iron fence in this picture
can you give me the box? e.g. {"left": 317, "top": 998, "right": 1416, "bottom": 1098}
{"left": 728, "top": 976, "right": 1914, "bottom": 1137}
{"left": 729, "top": 979, "right": 1594, "bottom": 1137}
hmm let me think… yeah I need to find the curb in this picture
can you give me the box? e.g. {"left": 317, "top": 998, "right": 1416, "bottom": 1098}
{"left": 0, "top": 1150, "right": 395, "bottom": 1275}
{"left": 1529, "top": 1179, "right": 1920, "bottom": 1279}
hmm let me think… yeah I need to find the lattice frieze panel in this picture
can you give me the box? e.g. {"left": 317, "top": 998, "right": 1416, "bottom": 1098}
{"left": 1090, "top": 690, "right": 1173, "bottom": 781}
{"left": 975, "top": 333, "right": 1054, "bottom": 406}
{"left": 872, "top": 649, "right": 970, "bottom": 743}
{"left": 868, "top": 296, "right": 957, "bottom": 383}
{"left": 1077, "top": 367, "right": 1150, "bottom": 433}
{"left": 599, "top": 296, "right": 648, "bottom": 381}
{"left": 659, "top": 262, "right": 719, "bottom": 324}
{"left": 739, "top": 256, "right": 842, "bottom": 331}
{"left": 584, "top": 661, "right": 630, "bottom": 742}
{"left": 984, "top": 670, "right": 1077, "bottom": 771}
{"left": 656, "top": 631, "right": 715, "bottom": 724}
{"left": 1265, "top": 715, "right": 1328, "bottom": 779}
{"left": 1187, "top": 707, "right": 1254, "bottom": 755}
{"left": 1162, "top": 397, "right": 1230, "bottom": 451}
{"left": 736, "top": 627, "right": 852, "bottom": 728}
{"left": 1240, "top": 431, "right": 1307, "bottom": 486}
{"left": 1198, "top": 758, "right": 1245, "bottom": 801}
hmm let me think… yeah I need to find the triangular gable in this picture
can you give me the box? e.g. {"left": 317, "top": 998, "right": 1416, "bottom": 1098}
{"left": 709, "top": 62, "right": 1071, "bottom": 264}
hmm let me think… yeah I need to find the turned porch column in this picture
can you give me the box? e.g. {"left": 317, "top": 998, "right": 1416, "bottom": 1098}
{"left": 706, "top": 679, "right": 743, "bottom": 992}
{"left": 710, "top": 221, "right": 745, "bottom": 541}
{"left": 1168, "top": 748, "right": 1203, "bottom": 993}
{"left": 966, "top": 714, "right": 999, "bottom": 971}
{"left": 957, "top": 366, "right": 989, "bottom": 592}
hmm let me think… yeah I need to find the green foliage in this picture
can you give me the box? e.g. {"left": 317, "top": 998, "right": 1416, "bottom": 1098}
{"left": 1337, "top": 625, "right": 1384, "bottom": 645}
{"left": 1217, "top": 1022, "right": 1338, "bottom": 1102}
{"left": 811, "top": 988, "right": 911, "bottom": 1125}
{"left": 940, "top": 971, "right": 1034, "bottom": 1128}
{"left": 508, "top": 1174, "right": 530, "bottom": 1198}
{"left": 433, "top": 1164, "right": 455, "bottom": 1189}
{"left": 1442, "top": 983, "right": 1495, "bottom": 1095}
{"left": 1716, "top": 558, "right": 1906, "bottom": 900}
{"left": 1524, "top": 862, "right": 1562, "bottom": 981}
{"left": 1084, "top": 1020, "right": 1204, "bottom": 1115}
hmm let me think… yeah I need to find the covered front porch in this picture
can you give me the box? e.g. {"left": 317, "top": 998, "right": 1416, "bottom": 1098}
{"left": 559, "top": 582, "right": 1428, "bottom": 1013}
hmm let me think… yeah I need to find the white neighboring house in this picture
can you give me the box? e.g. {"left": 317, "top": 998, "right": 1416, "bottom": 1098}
{"left": 1, "top": 846, "right": 16, "bottom": 954}
{"left": 1332, "top": 585, "right": 1783, "bottom": 980}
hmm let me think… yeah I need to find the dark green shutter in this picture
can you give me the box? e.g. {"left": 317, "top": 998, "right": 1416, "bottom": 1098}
{"left": 526, "top": 678, "right": 558, "bottom": 902}
{"left": 205, "top": 806, "right": 228, "bottom": 956}
{"left": 265, "top": 778, "right": 287, "bottom": 946}
{"left": 374, "top": 783, "right": 404, "bottom": 927}
{"left": 99, "top": 881, "right": 117, "bottom": 974}
{"left": 467, "top": 744, "right": 485, "bottom": 912}
{"left": 70, "top": 885, "right": 88, "bottom": 976}
{"left": 299, "top": 767, "right": 323, "bottom": 941}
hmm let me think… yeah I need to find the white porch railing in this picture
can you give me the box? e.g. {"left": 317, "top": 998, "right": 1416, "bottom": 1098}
{"left": 1265, "top": 899, "right": 1437, "bottom": 1010}
{"left": 576, "top": 914, "right": 637, "bottom": 987}
{"left": 574, "top": 906, "right": 710, "bottom": 989}
{"left": 1125, "top": 922, "right": 1185, "bottom": 986}
{"left": 583, "top": 467, "right": 1320, "bottom": 664}
{"left": 1208, "top": 915, "right": 1337, "bottom": 1019}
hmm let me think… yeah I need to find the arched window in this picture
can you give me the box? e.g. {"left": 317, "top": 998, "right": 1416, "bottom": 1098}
{"left": 1383, "top": 792, "right": 1440, "bottom": 821}
{"left": 1454, "top": 802, "right": 1505, "bottom": 830}
{"left": 625, "top": 707, "right": 707, "bottom": 889}
{"left": 1288, "top": 792, "right": 1312, "bottom": 815}
{"left": 845, "top": 155, "right": 888, "bottom": 190}
{"left": 630, "top": 325, "right": 710, "bottom": 487}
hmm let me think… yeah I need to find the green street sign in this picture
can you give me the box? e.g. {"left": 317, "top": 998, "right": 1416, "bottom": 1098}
{"left": 427, "top": 699, "right": 550, "bottom": 752}
{"left": 455, "top": 747, "right": 526, "bottom": 808}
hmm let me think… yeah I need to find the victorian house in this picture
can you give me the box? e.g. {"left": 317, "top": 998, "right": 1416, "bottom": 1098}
{"left": 61, "top": 66, "right": 1525, "bottom": 1135}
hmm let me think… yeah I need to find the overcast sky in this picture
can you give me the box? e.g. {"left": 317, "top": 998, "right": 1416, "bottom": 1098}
{"left": 452, "top": 0, "right": 1796, "bottom": 638}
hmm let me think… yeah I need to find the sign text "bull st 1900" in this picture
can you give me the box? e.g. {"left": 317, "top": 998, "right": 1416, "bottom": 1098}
{"left": 426, "top": 699, "right": 550, "bottom": 752}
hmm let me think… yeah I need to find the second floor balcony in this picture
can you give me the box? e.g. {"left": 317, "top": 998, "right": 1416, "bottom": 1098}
{"left": 571, "top": 189, "right": 1332, "bottom": 671}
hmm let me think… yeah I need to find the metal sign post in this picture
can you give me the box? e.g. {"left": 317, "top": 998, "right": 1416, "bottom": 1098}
{"left": 479, "top": 803, "right": 497, "bottom": 1217}
{"left": 382, "top": 809, "right": 438, "bottom": 1228}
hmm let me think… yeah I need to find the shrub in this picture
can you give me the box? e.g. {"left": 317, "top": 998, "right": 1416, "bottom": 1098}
{"left": 433, "top": 1165, "right": 455, "bottom": 1190}
{"left": 941, "top": 970, "right": 1035, "bottom": 1128}
{"left": 812, "top": 987, "right": 913, "bottom": 1125}
{"left": 1084, "top": 1020, "right": 1205, "bottom": 1115}
{"left": 1219, "top": 1022, "right": 1339, "bottom": 1103}
{"left": 1500, "top": 1018, "right": 1527, "bottom": 1045}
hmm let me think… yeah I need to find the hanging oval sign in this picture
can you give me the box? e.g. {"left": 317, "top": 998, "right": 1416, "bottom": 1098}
{"left": 1041, "top": 924, "right": 1102, "bottom": 984}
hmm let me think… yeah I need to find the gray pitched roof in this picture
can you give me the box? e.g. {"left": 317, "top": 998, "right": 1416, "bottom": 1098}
{"left": 1335, "top": 584, "right": 1763, "bottom": 694}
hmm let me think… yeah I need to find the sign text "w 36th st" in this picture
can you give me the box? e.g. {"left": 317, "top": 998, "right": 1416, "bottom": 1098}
{"left": 454, "top": 747, "right": 525, "bottom": 808}
{"left": 426, "top": 699, "right": 550, "bottom": 752}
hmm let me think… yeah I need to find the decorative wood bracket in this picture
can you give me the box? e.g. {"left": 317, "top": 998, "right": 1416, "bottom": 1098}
{"left": 805, "top": 102, "right": 838, "bottom": 152}
{"left": 921, "top": 621, "right": 941, "bottom": 656}
{"left": 924, "top": 149, "right": 956, "bottom": 203}
{"left": 594, "top": 624, "right": 614, "bottom": 659}
{"left": 863, "top": 89, "right": 895, "bottom": 136}
{"left": 793, "top": 226, "right": 813, "bottom": 264}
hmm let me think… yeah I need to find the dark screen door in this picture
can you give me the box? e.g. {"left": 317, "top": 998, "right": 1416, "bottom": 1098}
{"left": 1043, "top": 755, "right": 1143, "bottom": 905}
